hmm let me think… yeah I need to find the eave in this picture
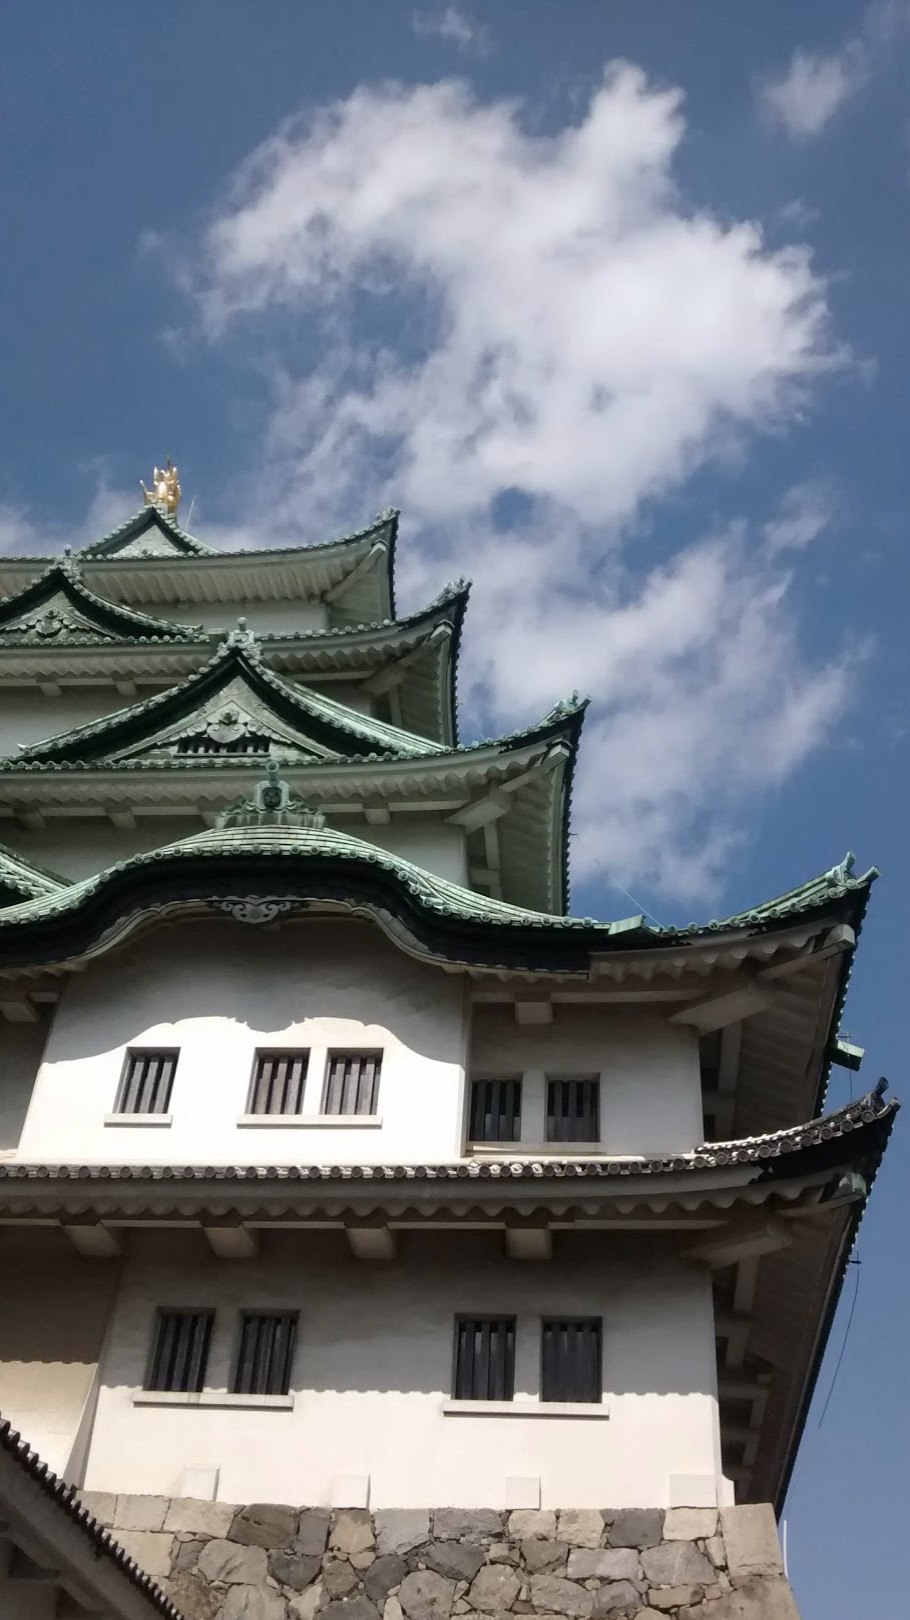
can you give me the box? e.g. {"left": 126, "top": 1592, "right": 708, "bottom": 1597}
{"left": 0, "top": 510, "right": 398, "bottom": 626}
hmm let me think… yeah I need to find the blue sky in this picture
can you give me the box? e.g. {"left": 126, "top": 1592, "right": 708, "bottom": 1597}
{"left": 1, "top": 3, "right": 908, "bottom": 1613}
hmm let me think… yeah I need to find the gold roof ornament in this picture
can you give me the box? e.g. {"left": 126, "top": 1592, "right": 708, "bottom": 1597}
{"left": 140, "top": 458, "right": 181, "bottom": 516}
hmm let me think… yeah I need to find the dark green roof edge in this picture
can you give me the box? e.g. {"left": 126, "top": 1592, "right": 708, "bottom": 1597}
{"left": 77, "top": 506, "right": 219, "bottom": 559}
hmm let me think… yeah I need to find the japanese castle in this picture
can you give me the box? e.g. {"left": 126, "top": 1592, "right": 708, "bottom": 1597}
{"left": 0, "top": 466, "right": 894, "bottom": 1619}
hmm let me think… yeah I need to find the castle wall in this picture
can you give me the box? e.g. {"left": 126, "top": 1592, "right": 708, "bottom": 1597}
{"left": 161, "top": 600, "right": 329, "bottom": 635}
{"left": 15, "top": 920, "right": 702, "bottom": 1167}
{"left": 81, "top": 1235, "right": 721, "bottom": 1511}
{"left": 0, "top": 687, "right": 150, "bottom": 754}
{"left": 0, "top": 1022, "right": 48, "bottom": 1154}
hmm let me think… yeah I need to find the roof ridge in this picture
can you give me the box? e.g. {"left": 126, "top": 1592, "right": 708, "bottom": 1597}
{"left": 78, "top": 506, "right": 219, "bottom": 559}
{"left": 0, "top": 555, "right": 207, "bottom": 643}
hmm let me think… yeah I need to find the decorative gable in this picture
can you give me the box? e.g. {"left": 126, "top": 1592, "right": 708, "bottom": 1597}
{"left": 0, "top": 564, "right": 204, "bottom": 645}
{"left": 116, "top": 674, "right": 334, "bottom": 762}
{"left": 78, "top": 507, "right": 218, "bottom": 561}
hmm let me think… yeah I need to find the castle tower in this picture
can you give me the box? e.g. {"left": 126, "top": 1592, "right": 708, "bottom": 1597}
{"left": 0, "top": 481, "right": 893, "bottom": 1618}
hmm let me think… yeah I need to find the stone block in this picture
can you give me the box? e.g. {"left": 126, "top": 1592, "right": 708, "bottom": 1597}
{"left": 422, "top": 1543, "right": 485, "bottom": 1582}
{"left": 365, "top": 1554, "right": 409, "bottom": 1599}
{"left": 530, "top": 1573, "right": 594, "bottom": 1615}
{"left": 198, "top": 1539, "right": 270, "bottom": 1585}
{"left": 375, "top": 1510, "right": 431, "bottom": 1556}
{"left": 567, "top": 1549, "right": 639, "bottom": 1581}
{"left": 384, "top": 1601, "right": 405, "bottom": 1620}
{"left": 116, "top": 1495, "right": 159, "bottom": 1536}
{"left": 332, "top": 1510, "right": 377, "bottom": 1557}
{"left": 165, "top": 1572, "right": 222, "bottom": 1620}
{"left": 165, "top": 1498, "right": 238, "bottom": 1537}
{"left": 77, "top": 1490, "right": 117, "bottom": 1527}
{"left": 467, "top": 1564, "right": 521, "bottom": 1612}
{"left": 678, "top": 1575, "right": 800, "bottom": 1620}
{"left": 590, "top": 1584, "right": 642, "bottom": 1617}
{"left": 296, "top": 1509, "right": 332, "bottom": 1556}
{"left": 556, "top": 1511, "right": 605, "bottom": 1549}
{"left": 645, "top": 1588, "right": 700, "bottom": 1610}
{"left": 289, "top": 1584, "right": 326, "bottom": 1620}
{"left": 433, "top": 1510, "right": 503, "bottom": 1543}
{"left": 486, "top": 1543, "right": 519, "bottom": 1564}
{"left": 320, "top": 1601, "right": 381, "bottom": 1620}
{"left": 231, "top": 1503, "right": 299, "bottom": 1549}
{"left": 324, "top": 1559, "right": 360, "bottom": 1598}
{"left": 114, "top": 1530, "right": 175, "bottom": 1577}
{"left": 221, "top": 1587, "right": 289, "bottom": 1620}
{"left": 522, "top": 1539, "right": 568, "bottom": 1574}
{"left": 663, "top": 1508, "right": 718, "bottom": 1542}
{"left": 172, "top": 1539, "right": 204, "bottom": 1574}
{"left": 510, "top": 1511, "right": 558, "bottom": 1541}
{"left": 705, "top": 1536, "right": 726, "bottom": 1568}
{"left": 719, "top": 1506, "right": 784, "bottom": 1578}
{"left": 269, "top": 1551, "right": 323, "bottom": 1590}
{"left": 399, "top": 1568, "right": 456, "bottom": 1619}
{"left": 639, "top": 1543, "right": 713, "bottom": 1586}
{"left": 607, "top": 1511, "right": 664, "bottom": 1550}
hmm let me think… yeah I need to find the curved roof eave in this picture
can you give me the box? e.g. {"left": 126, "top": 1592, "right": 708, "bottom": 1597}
{"left": 0, "top": 561, "right": 207, "bottom": 643}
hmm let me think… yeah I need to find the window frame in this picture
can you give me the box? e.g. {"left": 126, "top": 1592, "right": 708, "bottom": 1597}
{"left": 539, "top": 1315, "right": 603, "bottom": 1404}
{"left": 468, "top": 1076, "right": 523, "bottom": 1144}
{"left": 230, "top": 1309, "right": 299, "bottom": 1398}
{"left": 246, "top": 1049, "right": 310, "bottom": 1117}
{"left": 114, "top": 1047, "right": 180, "bottom": 1117}
{"left": 144, "top": 1307, "right": 214, "bottom": 1394}
{"left": 451, "top": 1314, "right": 517, "bottom": 1402}
{"left": 545, "top": 1075, "right": 601, "bottom": 1144}
{"left": 321, "top": 1050, "right": 383, "bottom": 1117}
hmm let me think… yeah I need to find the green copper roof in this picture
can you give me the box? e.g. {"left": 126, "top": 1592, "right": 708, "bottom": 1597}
{"left": 0, "top": 560, "right": 207, "bottom": 645}
{"left": 0, "top": 841, "right": 67, "bottom": 904}
{"left": 664, "top": 852, "right": 878, "bottom": 936}
{"left": 14, "top": 639, "right": 448, "bottom": 765}
{"left": 78, "top": 507, "right": 219, "bottom": 560}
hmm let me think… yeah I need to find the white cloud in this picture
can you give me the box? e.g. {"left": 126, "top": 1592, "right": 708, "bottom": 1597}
{"left": 412, "top": 7, "right": 489, "bottom": 54}
{"left": 760, "top": 44, "right": 869, "bottom": 140}
{"left": 182, "top": 64, "right": 852, "bottom": 901}
{"left": 763, "top": 479, "right": 838, "bottom": 551}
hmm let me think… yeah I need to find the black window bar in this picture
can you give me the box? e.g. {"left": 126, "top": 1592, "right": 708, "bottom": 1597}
{"left": 232, "top": 1312, "right": 298, "bottom": 1396}
{"left": 248, "top": 1051, "right": 309, "bottom": 1116}
{"left": 147, "top": 1310, "right": 213, "bottom": 1393}
{"left": 545, "top": 1077, "right": 600, "bottom": 1143}
{"left": 469, "top": 1077, "right": 522, "bottom": 1142}
{"left": 540, "top": 1318, "right": 602, "bottom": 1403}
{"left": 453, "top": 1317, "right": 516, "bottom": 1401}
{"left": 322, "top": 1052, "right": 382, "bottom": 1116}
{"left": 116, "top": 1049, "right": 178, "bottom": 1115}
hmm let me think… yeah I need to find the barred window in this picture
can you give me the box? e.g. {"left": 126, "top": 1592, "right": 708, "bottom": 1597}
{"left": 453, "top": 1317, "right": 516, "bottom": 1401}
{"left": 545, "top": 1077, "right": 599, "bottom": 1143}
{"left": 175, "top": 732, "right": 273, "bottom": 755}
{"left": 231, "top": 1312, "right": 298, "bottom": 1396}
{"left": 322, "top": 1052, "right": 382, "bottom": 1116}
{"left": 116, "top": 1049, "right": 178, "bottom": 1116}
{"left": 470, "top": 1077, "right": 522, "bottom": 1142}
{"left": 248, "top": 1051, "right": 309, "bottom": 1116}
{"left": 540, "top": 1318, "right": 602, "bottom": 1403}
{"left": 147, "top": 1310, "right": 212, "bottom": 1393}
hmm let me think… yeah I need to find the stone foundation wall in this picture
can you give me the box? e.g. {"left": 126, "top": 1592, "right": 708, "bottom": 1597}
{"left": 77, "top": 1495, "right": 801, "bottom": 1620}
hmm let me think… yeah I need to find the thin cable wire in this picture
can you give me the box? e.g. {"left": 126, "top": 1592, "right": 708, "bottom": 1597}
{"left": 589, "top": 853, "right": 665, "bottom": 927}
{"left": 816, "top": 1258, "right": 861, "bottom": 1429}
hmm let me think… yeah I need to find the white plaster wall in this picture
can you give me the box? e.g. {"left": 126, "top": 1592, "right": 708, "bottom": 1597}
{"left": 470, "top": 1006, "right": 704, "bottom": 1156}
{"left": 5, "top": 819, "right": 201, "bottom": 880}
{"left": 162, "top": 601, "right": 328, "bottom": 635}
{"left": 18, "top": 919, "right": 470, "bottom": 1166}
{"left": 0, "top": 688, "right": 155, "bottom": 755}
{"left": 83, "top": 1237, "right": 720, "bottom": 1509}
{"left": 0, "top": 1023, "right": 48, "bottom": 1154}
{"left": 0, "top": 1254, "right": 120, "bottom": 1479}
{"left": 356, "top": 816, "right": 468, "bottom": 886}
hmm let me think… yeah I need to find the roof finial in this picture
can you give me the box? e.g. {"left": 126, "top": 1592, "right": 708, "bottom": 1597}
{"left": 140, "top": 457, "right": 181, "bottom": 517}
{"left": 219, "top": 759, "right": 326, "bottom": 832}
